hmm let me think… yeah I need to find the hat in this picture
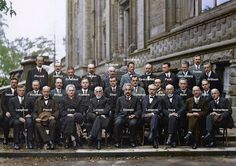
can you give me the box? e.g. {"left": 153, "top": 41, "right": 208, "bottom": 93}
{"left": 39, "top": 112, "right": 51, "bottom": 122}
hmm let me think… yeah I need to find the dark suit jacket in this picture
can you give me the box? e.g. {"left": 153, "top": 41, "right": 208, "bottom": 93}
{"left": 141, "top": 95, "right": 162, "bottom": 117}
{"left": 201, "top": 90, "right": 213, "bottom": 103}
{"left": 48, "top": 71, "right": 66, "bottom": 89}
{"left": 34, "top": 96, "right": 59, "bottom": 120}
{"left": 199, "top": 72, "right": 223, "bottom": 93}
{"left": 102, "top": 76, "right": 120, "bottom": 89}
{"left": 115, "top": 95, "right": 142, "bottom": 118}
{"left": 162, "top": 94, "right": 185, "bottom": 117}
{"left": 87, "top": 96, "right": 111, "bottom": 116}
{"left": 77, "top": 89, "right": 95, "bottom": 114}
{"left": 158, "top": 72, "right": 178, "bottom": 89}
{"left": 64, "top": 75, "right": 81, "bottom": 90}
{"left": 104, "top": 86, "right": 123, "bottom": 113}
{"left": 60, "top": 95, "right": 81, "bottom": 117}
{"left": 209, "top": 97, "right": 234, "bottom": 128}
{"left": 26, "top": 68, "right": 48, "bottom": 92}
{"left": 51, "top": 89, "right": 66, "bottom": 105}
{"left": 189, "top": 64, "right": 204, "bottom": 85}
{"left": 175, "top": 88, "right": 193, "bottom": 103}
{"left": 9, "top": 96, "right": 32, "bottom": 120}
{"left": 140, "top": 73, "right": 157, "bottom": 94}
{"left": 82, "top": 74, "right": 102, "bottom": 91}
{"left": 177, "top": 71, "right": 196, "bottom": 90}
{"left": 185, "top": 97, "right": 209, "bottom": 117}
{"left": 1, "top": 88, "right": 17, "bottom": 115}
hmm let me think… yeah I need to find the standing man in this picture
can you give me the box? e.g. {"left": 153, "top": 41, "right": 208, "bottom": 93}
{"left": 114, "top": 83, "right": 142, "bottom": 148}
{"left": 0, "top": 78, "right": 18, "bottom": 145}
{"left": 202, "top": 89, "right": 234, "bottom": 147}
{"left": 159, "top": 62, "right": 178, "bottom": 89}
{"left": 131, "top": 76, "right": 146, "bottom": 101}
{"left": 48, "top": 62, "right": 66, "bottom": 89}
{"left": 184, "top": 86, "right": 209, "bottom": 149}
{"left": 26, "top": 56, "right": 48, "bottom": 92}
{"left": 199, "top": 62, "right": 223, "bottom": 93}
{"left": 175, "top": 78, "right": 193, "bottom": 103}
{"left": 162, "top": 84, "right": 185, "bottom": 147}
{"left": 64, "top": 66, "right": 81, "bottom": 90}
{"left": 51, "top": 78, "right": 66, "bottom": 106}
{"left": 177, "top": 61, "right": 196, "bottom": 90}
{"left": 9, "top": 85, "right": 34, "bottom": 150}
{"left": 34, "top": 86, "right": 59, "bottom": 150}
{"left": 190, "top": 55, "right": 205, "bottom": 86}
{"left": 120, "top": 62, "right": 139, "bottom": 88}
{"left": 201, "top": 79, "right": 213, "bottom": 102}
{"left": 102, "top": 66, "right": 120, "bottom": 89}
{"left": 82, "top": 64, "right": 102, "bottom": 91}
{"left": 140, "top": 64, "right": 156, "bottom": 94}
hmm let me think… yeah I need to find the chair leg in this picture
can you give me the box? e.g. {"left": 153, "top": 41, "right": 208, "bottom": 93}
{"left": 225, "top": 128, "right": 228, "bottom": 146}
{"left": 142, "top": 126, "right": 145, "bottom": 146}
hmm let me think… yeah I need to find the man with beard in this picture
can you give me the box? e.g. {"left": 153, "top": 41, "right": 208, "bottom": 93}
{"left": 114, "top": 83, "right": 142, "bottom": 148}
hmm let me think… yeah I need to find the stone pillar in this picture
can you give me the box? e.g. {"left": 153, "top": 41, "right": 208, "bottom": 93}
{"left": 229, "top": 59, "right": 236, "bottom": 122}
{"left": 118, "top": 6, "right": 124, "bottom": 54}
{"left": 137, "top": 0, "right": 145, "bottom": 49}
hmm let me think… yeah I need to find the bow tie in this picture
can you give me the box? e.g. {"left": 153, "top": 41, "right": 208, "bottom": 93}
{"left": 150, "top": 96, "right": 154, "bottom": 98}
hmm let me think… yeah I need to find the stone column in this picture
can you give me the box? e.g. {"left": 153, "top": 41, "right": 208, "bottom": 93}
{"left": 229, "top": 58, "right": 236, "bottom": 121}
{"left": 118, "top": 6, "right": 124, "bottom": 54}
{"left": 137, "top": 0, "right": 145, "bottom": 49}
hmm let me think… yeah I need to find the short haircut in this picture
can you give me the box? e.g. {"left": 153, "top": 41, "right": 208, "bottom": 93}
{"left": 94, "top": 86, "right": 103, "bottom": 92}
{"left": 42, "top": 86, "right": 50, "bottom": 91}
{"left": 36, "top": 55, "right": 44, "bottom": 61}
{"left": 179, "top": 78, "right": 188, "bottom": 83}
{"left": 122, "top": 83, "right": 133, "bottom": 91}
{"left": 163, "top": 62, "right": 171, "bottom": 67}
{"left": 182, "top": 61, "right": 190, "bottom": 67}
{"left": 127, "top": 62, "right": 135, "bottom": 67}
{"left": 10, "top": 77, "right": 18, "bottom": 82}
{"left": 55, "top": 78, "right": 63, "bottom": 82}
{"left": 17, "top": 85, "right": 25, "bottom": 90}
{"left": 65, "top": 84, "right": 76, "bottom": 92}
{"left": 67, "top": 66, "right": 75, "bottom": 71}
{"left": 32, "top": 80, "right": 40, "bottom": 85}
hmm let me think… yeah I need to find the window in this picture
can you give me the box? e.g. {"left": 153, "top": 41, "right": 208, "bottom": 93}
{"left": 202, "top": 0, "right": 231, "bottom": 12}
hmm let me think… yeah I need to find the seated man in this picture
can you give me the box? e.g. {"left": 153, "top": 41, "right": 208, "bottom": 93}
{"left": 9, "top": 85, "right": 34, "bottom": 150}
{"left": 87, "top": 86, "right": 111, "bottom": 150}
{"left": 202, "top": 89, "right": 234, "bottom": 147}
{"left": 60, "top": 84, "right": 84, "bottom": 149}
{"left": 142, "top": 84, "right": 161, "bottom": 148}
{"left": 184, "top": 86, "right": 209, "bottom": 149}
{"left": 34, "top": 86, "right": 59, "bottom": 150}
{"left": 162, "top": 84, "right": 185, "bottom": 147}
{"left": 113, "top": 83, "right": 142, "bottom": 148}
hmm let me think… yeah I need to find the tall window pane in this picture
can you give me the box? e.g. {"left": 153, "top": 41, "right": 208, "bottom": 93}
{"left": 202, "top": 0, "right": 214, "bottom": 12}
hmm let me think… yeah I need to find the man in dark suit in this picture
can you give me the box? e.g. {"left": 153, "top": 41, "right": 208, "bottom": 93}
{"left": 142, "top": 84, "right": 162, "bottom": 148}
{"left": 120, "top": 62, "right": 139, "bottom": 88}
{"left": 48, "top": 62, "right": 66, "bottom": 89}
{"left": 87, "top": 86, "right": 111, "bottom": 150}
{"left": 26, "top": 56, "right": 48, "bottom": 92}
{"left": 82, "top": 64, "right": 102, "bottom": 91}
{"left": 26, "top": 80, "right": 43, "bottom": 104}
{"left": 162, "top": 84, "right": 185, "bottom": 147}
{"left": 189, "top": 55, "right": 204, "bottom": 85}
{"left": 159, "top": 62, "right": 178, "bottom": 89}
{"left": 60, "top": 84, "right": 84, "bottom": 149}
{"left": 102, "top": 66, "right": 120, "bottom": 89}
{"left": 140, "top": 64, "right": 156, "bottom": 94}
{"left": 64, "top": 66, "right": 81, "bottom": 90}
{"left": 184, "top": 86, "right": 209, "bottom": 149}
{"left": 34, "top": 86, "right": 59, "bottom": 150}
{"left": 177, "top": 61, "right": 196, "bottom": 90}
{"left": 114, "top": 83, "right": 142, "bottom": 148}
{"left": 51, "top": 78, "right": 66, "bottom": 106}
{"left": 199, "top": 62, "right": 223, "bottom": 93}
{"left": 202, "top": 89, "right": 234, "bottom": 147}
{"left": 9, "top": 85, "right": 34, "bottom": 150}
{"left": 201, "top": 79, "right": 213, "bottom": 102}
{"left": 154, "top": 78, "right": 165, "bottom": 96}
{"left": 0, "top": 77, "right": 18, "bottom": 145}
{"left": 131, "top": 76, "right": 146, "bottom": 101}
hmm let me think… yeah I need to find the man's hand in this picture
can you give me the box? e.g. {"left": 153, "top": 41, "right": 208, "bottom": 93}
{"left": 210, "top": 112, "right": 217, "bottom": 116}
{"left": 128, "top": 114, "right": 135, "bottom": 119}
{"left": 49, "top": 116, "right": 55, "bottom": 120}
{"left": 25, "top": 114, "right": 31, "bottom": 118}
{"left": 187, "top": 113, "right": 193, "bottom": 117}
{"left": 169, "top": 113, "right": 178, "bottom": 117}
{"left": 35, "top": 118, "right": 41, "bottom": 122}
{"left": 101, "top": 115, "right": 106, "bottom": 119}
{"left": 5, "top": 112, "right": 11, "bottom": 118}
{"left": 19, "top": 117, "right": 25, "bottom": 123}
{"left": 145, "top": 113, "right": 154, "bottom": 118}
{"left": 193, "top": 112, "right": 200, "bottom": 117}
{"left": 67, "top": 114, "right": 74, "bottom": 117}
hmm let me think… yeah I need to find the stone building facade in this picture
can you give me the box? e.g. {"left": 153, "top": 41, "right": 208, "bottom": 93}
{"left": 66, "top": 1, "right": 236, "bottom": 117}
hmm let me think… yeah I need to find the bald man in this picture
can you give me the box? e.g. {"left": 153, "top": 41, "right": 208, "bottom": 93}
{"left": 140, "top": 64, "right": 156, "bottom": 94}
{"left": 48, "top": 62, "right": 66, "bottom": 89}
{"left": 202, "top": 89, "right": 234, "bottom": 147}
{"left": 184, "top": 86, "right": 209, "bottom": 149}
{"left": 82, "top": 64, "right": 102, "bottom": 91}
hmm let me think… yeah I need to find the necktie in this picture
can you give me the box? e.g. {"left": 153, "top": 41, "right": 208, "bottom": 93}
{"left": 38, "top": 68, "right": 41, "bottom": 73}
{"left": 19, "top": 97, "right": 23, "bottom": 104}
{"left": 150, "top": 96, "right": 154, "bottom": 103}
{"left": 112, "top": 88, "right": 116, "bottom": 92}
{"left": 195, "top": 98, "right": 199, "bottom": 104}
{"left": 58, "top": 89, "right": 61, "bottom": 94}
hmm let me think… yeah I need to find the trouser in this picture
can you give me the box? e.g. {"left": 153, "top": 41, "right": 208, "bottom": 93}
{"left": 35, "top": 119, "right": 56, "bottom": 143}
{"left": 86, "top": 112, "right": 96, "bottom": 135}
{"left": 90, "top": 115, "right": 110, "bottom": 140}
{"left": 144, "top": 114, "right": 159, "bottom": 138}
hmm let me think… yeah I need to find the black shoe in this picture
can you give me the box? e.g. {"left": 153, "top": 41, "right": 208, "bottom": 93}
{"left": 14, "top": 144, "right": 20, "bottom": 150}
{"left": 192, "top": 142, "right": 198, "bottom": 149}
{"left": 28, "top": 142, "right": 33, "bottom": 149}
{"left": 49, "top": 141, "right": 54, "bottom": 150}
{"left": 184, "top": 133, "right": 192, "bottom": 145}
{"left": 153, "top": 139, "right": 158, "bottom": 148}
{"left": 97, "top": 141, "right": 101, "bottom": 150}
{"left": 216, "top": 129, "right": 223, "bottom": 135}
{"left": 130, "top": 142, "right": 136, "bottom": 147}
{"left": 3, "top": 138, "right": 8, "bottom": 145}
{"left": 201, "top": 132, "right": 211, "bottom": 144}
{"left": 114, "top": 143, "right": 120, "bottom": 148}
{"left": 166, "top": 134, "right": 173, "bottom": 146}
{"left": 206, "top": 141, "right": 216, "bottom": 147}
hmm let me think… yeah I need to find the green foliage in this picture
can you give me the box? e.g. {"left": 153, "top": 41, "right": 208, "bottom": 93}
{"left": 0, "top": 0, "right": 16, "bottom": 16}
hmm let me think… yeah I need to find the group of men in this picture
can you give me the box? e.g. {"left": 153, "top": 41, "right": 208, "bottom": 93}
{"left": 0, "top": 55, "right": 234, "bottom": 150}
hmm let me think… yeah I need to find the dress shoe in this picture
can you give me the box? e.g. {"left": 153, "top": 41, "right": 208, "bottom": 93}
{"left": 201, "top": 132, "right": 211, "bottom": 144}
{"left": 166, "top": 134, "right": 173, "bottom": 146}
{"left": 192, "top": 142, "right": 198, "bottom": 149}
{"left": 216, "top": 129, "right": 223, "bottom": 135}
{"left": 114, "top": 143, "right": 121, "bottom": 148}
{"left": 49, "top": 141, "right": 54, "bottom": 150}
{"left": 206, "top": 141, "right": 216, "bottom": 147}
{"left": 43, "top": 143, "right": 50, "bottom": 150}
{"left": 3, "top": 138, "right": 8, "bottom": 145}
{"left": 153, "top": 139, "right": 158, "bottom": 148}
{"left": 14, "top": 144, "right": 20, "bottom": 150}
{"left": 184, "top": 133, "right": 192, "bottom": 145}
{"left": 130, "top": 142, "right": 136, "bottom": 147}
{"left": 28, "top": 142, "right": 33, "bottom": 149}
{"left": 97, "top": 141, "right": 101, "bottom": 150}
